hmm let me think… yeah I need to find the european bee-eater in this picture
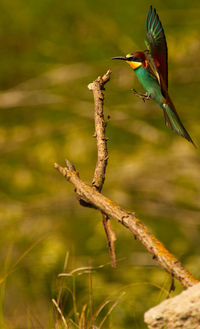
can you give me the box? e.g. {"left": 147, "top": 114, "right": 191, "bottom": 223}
{"left": 113, "top": 6, "right": 195, "bottom": 146}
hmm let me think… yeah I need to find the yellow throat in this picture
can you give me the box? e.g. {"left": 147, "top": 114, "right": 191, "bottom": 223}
{"left": 126, "top": 61, "right": 142, "bottom": 70}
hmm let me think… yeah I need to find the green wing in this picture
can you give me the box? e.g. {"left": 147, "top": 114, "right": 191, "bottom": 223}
{"left": 145, "top": 6, "right": 168, "bottom": 88}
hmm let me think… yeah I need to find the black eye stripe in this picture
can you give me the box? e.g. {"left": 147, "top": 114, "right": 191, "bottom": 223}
{"left": 127, "top": 56, "right": 142, "bottom": 62}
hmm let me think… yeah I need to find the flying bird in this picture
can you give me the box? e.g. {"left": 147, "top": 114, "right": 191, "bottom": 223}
{"left": 112, "top": 6, "right": 195, "bottom": 146}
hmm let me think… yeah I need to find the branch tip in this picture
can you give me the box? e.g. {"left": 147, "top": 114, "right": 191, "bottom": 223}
{"left": 54, "top": 163, "right": 68, "bottom": 179}
{"left": 88, "top": 82, "right": 94, "bottom": 91}
{"left": 102, "top": 70, "right": 112, "bottom": 84}
{"left": 65, "top": 160, "right": 76, "bottom": 172}
{"left": 88, "top": 70, "right": 111, "bottom": 91}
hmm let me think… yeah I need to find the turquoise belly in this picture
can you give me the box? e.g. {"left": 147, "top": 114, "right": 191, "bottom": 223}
{"left": 135, "top": 66, "right": 163, "bottom": 106}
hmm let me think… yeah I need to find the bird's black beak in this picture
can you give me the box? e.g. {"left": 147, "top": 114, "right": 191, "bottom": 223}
{"left": 112, "top": 56, "right": 127, "bottom": 60}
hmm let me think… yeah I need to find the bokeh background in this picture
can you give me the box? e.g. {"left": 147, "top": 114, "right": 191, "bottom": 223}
{"left": 0, "top": 0, "right": 200, "bottom": 328}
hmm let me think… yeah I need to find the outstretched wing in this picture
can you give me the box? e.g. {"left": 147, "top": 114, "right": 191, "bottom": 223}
{"left": 145, "top": 6, "right": 168, "bottom": 88}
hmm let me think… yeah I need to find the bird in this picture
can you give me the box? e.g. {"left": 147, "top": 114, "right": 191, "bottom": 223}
{"left": 112, "top": 6, "right": 195, "bottom": 146}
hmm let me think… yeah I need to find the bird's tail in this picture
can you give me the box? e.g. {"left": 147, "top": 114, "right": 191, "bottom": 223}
{"left": 162, "top": 103, "right": 196, "bottom": 147}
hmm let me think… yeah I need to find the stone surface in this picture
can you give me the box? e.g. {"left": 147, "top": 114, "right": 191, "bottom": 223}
{"left": 144, "top": 283, "right": 200, "bottom": 329}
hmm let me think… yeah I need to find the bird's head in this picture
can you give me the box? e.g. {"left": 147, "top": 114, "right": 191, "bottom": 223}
{"left": 112, "top": 51, "right": 146, "bottom": 70}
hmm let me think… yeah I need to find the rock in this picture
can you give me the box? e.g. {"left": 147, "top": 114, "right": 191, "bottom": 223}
{"left": 144, "top": 283, "right": 200, "bottom": 329}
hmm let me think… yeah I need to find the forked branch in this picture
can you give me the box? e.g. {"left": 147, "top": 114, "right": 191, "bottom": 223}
{"left": 55, "top": 71, "right": 199, "bottom": 288}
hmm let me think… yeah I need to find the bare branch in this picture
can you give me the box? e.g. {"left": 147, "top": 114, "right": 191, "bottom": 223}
{"left": 55, "top": 160, "right": 199, "bottom": 289}
{"left": 55, "top": 70, "right": 199, "bottom": 288}
{"left": 102, "top": 213, "right": 116, "bottom": 268}
{"left": 88, "top": 70, "right": 116, "bottom": 267}
{"left": 88, "top": 69, "right": 111, "bottom": 191}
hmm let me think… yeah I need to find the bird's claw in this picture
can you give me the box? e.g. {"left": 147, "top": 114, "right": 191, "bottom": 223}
{"left": 131, "top": 89, "right": 151, "bottom": 102}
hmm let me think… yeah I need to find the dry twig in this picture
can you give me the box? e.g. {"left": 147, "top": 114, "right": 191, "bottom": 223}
{"left": 102, "top": 213, "right": 116, "bottom": 268}
{"left": 88, "top": 71, "right": 110, "bottom": 192}
{"left": 88, "top": 70, "right": 116, "bottom": 268}
{"left": 55, "top": 71, "right": 199, "bottom": 289}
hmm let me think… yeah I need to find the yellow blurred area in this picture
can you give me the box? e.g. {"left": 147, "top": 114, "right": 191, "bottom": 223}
{"left": 0, "top": 1, "right": 200, "bottom": 328}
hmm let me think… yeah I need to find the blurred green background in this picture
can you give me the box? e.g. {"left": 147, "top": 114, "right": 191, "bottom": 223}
{"left": 0, "top": 0, "right": 200, "bottom": 328}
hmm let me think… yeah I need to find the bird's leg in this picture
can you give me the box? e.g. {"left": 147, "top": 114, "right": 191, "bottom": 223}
{"left": 131, "top": 89, "right": 151, "bottom": 102}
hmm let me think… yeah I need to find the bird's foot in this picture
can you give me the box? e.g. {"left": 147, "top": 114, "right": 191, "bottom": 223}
{"left": 131, "top": 89, "right": 151, "bottom": 102}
